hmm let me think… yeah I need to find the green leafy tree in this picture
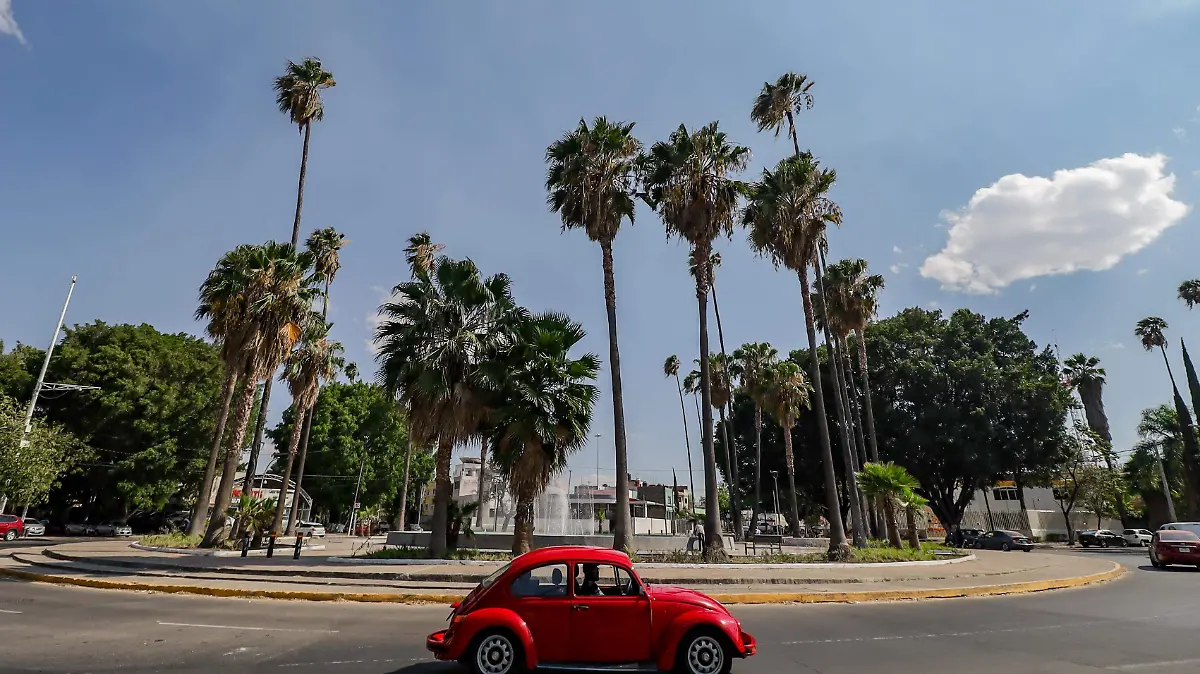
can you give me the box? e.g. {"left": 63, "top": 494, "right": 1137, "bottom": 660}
{"left": 857, "top": 462, "right": 918, "bottom": 548}
{"left": 1135, "top": 317, "right": 1200, "bottom": 515}
{"left": 485, "top": 313, "right": 599, "bottom": 554}
{"left": 641, "top": 122, "right": 749, "bottom": 561}
{"left": 1062, "top": 353, "right": 1127, "bottom": 526}
{"left": 0, "top": 395, "right": 90, "bottom": 514}
{"left": 546, "top": 117, "right": 641, "bottom": 552}
{"left": 1127, "top": 404, "right": 1185, "bottom": 524}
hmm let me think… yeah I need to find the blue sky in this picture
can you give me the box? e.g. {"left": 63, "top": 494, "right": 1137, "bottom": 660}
{"left": 4, "top": 1, "right": 1200, "bottom": 488}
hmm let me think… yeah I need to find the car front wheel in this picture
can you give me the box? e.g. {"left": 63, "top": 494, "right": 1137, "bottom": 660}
{"left": 677, "top": 629, "right": 731, "bottom": 674}
{"left": 470, "top": 630, "right": 521, "bottom": 674}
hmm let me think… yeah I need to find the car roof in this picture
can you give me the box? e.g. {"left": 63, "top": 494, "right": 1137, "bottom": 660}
{"left": 511, "top": 546, "right": 631, "bottom": 570}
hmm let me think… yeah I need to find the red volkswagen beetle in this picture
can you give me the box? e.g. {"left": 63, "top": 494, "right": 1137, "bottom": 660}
{"left": 426, "top": 546, "right": 756, "bottom": 674}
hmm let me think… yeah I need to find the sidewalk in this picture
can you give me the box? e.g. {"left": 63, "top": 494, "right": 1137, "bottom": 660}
{"left": 0, "top": 540, "right": 1124, "bottom": 605}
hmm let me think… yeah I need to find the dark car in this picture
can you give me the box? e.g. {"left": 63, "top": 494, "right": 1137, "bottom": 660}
{"left": 1079, "top": 529, "right": 1126, "bottom": 548}
{"left": 960, "top": 528, "right": 985, "bottom": 547}
{"left": 974, "top": 530, "right": 1034, "bottom": 552}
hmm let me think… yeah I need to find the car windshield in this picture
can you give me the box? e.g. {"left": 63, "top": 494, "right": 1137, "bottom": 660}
{"left": 1159, "top": 531, "right": 1200, "bottom": 542}
{"left": 1164, "top": 523, "right": 1200, "bottom": 537}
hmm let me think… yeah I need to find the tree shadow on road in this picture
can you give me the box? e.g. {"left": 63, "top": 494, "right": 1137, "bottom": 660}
{"left": 385, "top": 663, "right": 460, "bottom": 674}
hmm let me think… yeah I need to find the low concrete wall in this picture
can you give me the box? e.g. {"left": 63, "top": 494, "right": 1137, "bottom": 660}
{"left": 385, "top": 531, "right": 736, "bottom": 552}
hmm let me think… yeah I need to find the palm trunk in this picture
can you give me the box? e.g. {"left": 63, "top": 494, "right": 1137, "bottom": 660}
{"left": 291, "top": 120, "right": 312, "bottom": 247}
{"left": 201, "top": 370, "right": 259, "bottom": 547}
{"left": 189, "top": 368, "right": 238, "bottom": 537}
{"left": 815, "top": 257, "right": 866, "bottom": 548}
{"left": 271, "top": 406, "right": 307, "bottom": 534}
{"left": 782, "top": 425, "right": 802, "bottom": 537}
{"left": 512, "top": 488, "right": 535, "bottom": 555}
{"left": 856, "top": 336, "right": 881, "bottom": 464}
{"left": 675, "top": 375, "right": 697, "bottom": 502}
{"left": 475, "top": 436, "right": 489, "bottom": 529}
{"left": 880, "top": 498, "right": 901, "bottom": 548}
{"left": 798, "top": 268, "right": 849, "bottom": 559}
{"left": 711, "top": 280, "right": 743, "bottom": 540}
{"left": 242, "top": 376, "right": 274, "bottom": 500}
{"left": 392, "top": 439, "right": 414, "bottom": 531}
{"left": 285, "top": 411, "right": 314, "bottom": 535}
{"left": 840, "top": 338, "right": 874, "bottom": 538}
{"left": 906, "top": 503, "right": 922, "bottom": 550}
{"left": 750, "top": 406, "right": 763, "bottom": 538}
{"left": 695, "top": 245, "right": 726, "bottom": 562}
{"left": 599, "top": 241, "right": 633, "bottom": 553}
{"left": 429, "top": 438, "right": 453, "bottom": 557}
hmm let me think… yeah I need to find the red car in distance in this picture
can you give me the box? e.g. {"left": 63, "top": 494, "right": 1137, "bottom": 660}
{"left": 427, "top": 546, "right": 756, "bottom": 674}
{"left": 1149, "top": 529, "right": 1200, "bottom": 569}
{"left": 0, "top": 514, "right": 25, "bottom": 541}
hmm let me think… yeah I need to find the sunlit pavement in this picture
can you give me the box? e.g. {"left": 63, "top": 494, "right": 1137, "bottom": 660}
{"left": 1, "top": 550, "right": 1197, "bottom": 673}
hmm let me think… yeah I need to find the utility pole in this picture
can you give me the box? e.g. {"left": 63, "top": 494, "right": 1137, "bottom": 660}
{"left": 348, "top": 453, "right": 367, "bottom": 537}
{"left": 1156, "top": 446, "right": 1178, "bottom": 522}
{"left": 770, "top": 470, "right": 780, "bottom": 533}
{"left": 20, "top": 276, "right": 77, "bottom": 450}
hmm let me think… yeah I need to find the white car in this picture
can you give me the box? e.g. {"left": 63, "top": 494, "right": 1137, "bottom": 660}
{"left": 1122, "top": 528, "right": 1153, "bottom": 546}
{"left": 295, "top": 521, "right": 326, "bottom": 538}
{"left": 22, "top": 518, "right": 45, "bottom": 537}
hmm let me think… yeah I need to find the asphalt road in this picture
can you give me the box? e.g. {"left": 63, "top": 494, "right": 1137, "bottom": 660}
{"left": 1, "top": 548, "right": 1197, "bottom": 674}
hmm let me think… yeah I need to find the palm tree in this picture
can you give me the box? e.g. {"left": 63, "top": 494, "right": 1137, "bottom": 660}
{"left": 763, "top": 360, "right": 812, "bottom": 537}
{"left": 274, "top": 57, "right": 336, "bottom": 247}
{"left": 546, "top": 117, "right": 641, "bottom": 552}
{"left": 705, "top": 252, "right": 742, "bottom": 538}
{"left": 1178, "top": 279, "right": 1200, "bottom": 308}
{"left": 751, "top": 72, "right": 815, "bottom": 157}
{"left": 272, "top": 323, "right": 343, "bottom": 535}
{"left": 195, "top": 242, "right": 317, "bottom": 546}
{"left": 899, "top": 488, "right": 927, "bottom": 550}
{"left": 742, "top": 154, "right": 852, "bottom": 558}
{"left": 485, "top": 313, "right": 599, "bottom": 554}
{"left": 857, "top": 462, "right": 919, "bottom": 549}
{"left": 403, "top": 232, "right": 444, "bottom": 279}
{"left": 1136, "top": 316, "right": 1200, "bottom": 515}
{"left": 375, "top": 252, "right": 520, "bottom": 557}
{"left": 1062, "top": 353, "right": 1127, "bottom": 526}
{"left": 664, "top": 355, "right": 697, "bottom": 500}
{"left": 685, "top": 354, "right": 741, "bottom": 534}
{"left": 730, "top": 342, "right": 778, "bottom": 538}
{"left": 825, "top": 258, "right": 884, "bottom": 464}
{"left": 1133, "top": 404, "right": 1183, "bottom": 521}
{"left": 641, "top": 122, "right": 749, "bottom": 561}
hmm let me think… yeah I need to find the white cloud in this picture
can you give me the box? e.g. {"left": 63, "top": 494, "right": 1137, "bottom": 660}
{"left": 889, "top": 262, "right": 908, "bottom": 275}
{"left": 920, "top": 153, "right": 1190, "bottom": 294}
{"left": 1029, "top": 284, "right": 1037, "bottom": 292}
{"left": 1137, "top": 268, "right": 1149, "bottom": 275}
{"left": 892, "top": 245, "right": 903, "bottom": 254}
{"left": 925, "top": 300, "right": 939, "bottom": 309}
{"left": 1174, "top": 127, "right": 1189, "bottom": 141}
{"left": 0, "top": 0, "right": 25, "bottom": 45}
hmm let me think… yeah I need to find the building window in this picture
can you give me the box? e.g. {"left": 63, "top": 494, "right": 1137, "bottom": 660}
{"left": 991, "top": 488, "right": 1018, "bottom": 501}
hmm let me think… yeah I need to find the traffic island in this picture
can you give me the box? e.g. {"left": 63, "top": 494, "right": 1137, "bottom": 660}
{"left": 0, "top": 540, "right": 1124, "bottom": 605}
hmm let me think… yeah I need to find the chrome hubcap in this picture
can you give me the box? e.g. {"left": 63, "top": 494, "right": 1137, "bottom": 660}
{"left": 476, "top": 635, "right": 514, "bottom": 674}
{"left": 687, "top": 635, "right": 724, "bottom": 674}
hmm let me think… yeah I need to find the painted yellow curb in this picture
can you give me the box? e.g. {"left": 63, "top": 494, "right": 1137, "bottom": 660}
{"left": 0, "top": 561, "right": 1123, "bottom": 606}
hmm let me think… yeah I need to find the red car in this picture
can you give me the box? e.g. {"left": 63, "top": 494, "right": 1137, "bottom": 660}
{"left": 0, "top": 514, "right": 25, "bottom": 541}
{"left": 427, "top": 546, "right": 756, "bottom": 674}
{"left": 1149, "top": 529, "right": 1200, "bottom": 568}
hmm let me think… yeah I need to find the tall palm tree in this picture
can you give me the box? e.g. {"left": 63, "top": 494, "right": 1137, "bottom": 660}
{"left": 641, "top": 122, "right": 748, "bottom": 561}
{"left": 857, "top": 462, "right": 919, "bottom": 549}
{"left": 545, "top": 117, "right": 641, "bottom": 552}
{"left": 1178, "top": 279, "right": 1200, "bottom": 308}
{"left": 375, "top": 253, "right": 520, "bottom": 557}
{"left": 272, "top": 324, "right": 343, "bottom": 535}
{"left": 705, "top": 252, "right": 742, "bottom": 538}
{"left": 684, "top": 354, "right": 741, "bottom": 535}
{"left": 195, "top": 242, "right": 317, "bottom": 546}
{"left": 825, "top": 258, "right": 884, "bottom": 464}
{"left": 1062, "top": 353, "right": 1127, "bottom": 526}
{"left": 1136, "top": 316, "right": 1200, "bottom": 515}
{"left": 664, "top": 355, "right": 697, "bottom": 500}
{"left": 730, "top": 342, "right": 778, "bottom": 538}
{"left": 274, "top": 57, "right": 336, "bottom": 247}
{"left": 742, "top": 154, "right": 851, "bottom": 558}
{"left": 751, "top": 72, "right": 815, "bottom": 158}
{"left": 485, "top": 313, "right": 599, "bottom": 554}
{"left": 763, "top": 360, "right": 812, "bottom": 537}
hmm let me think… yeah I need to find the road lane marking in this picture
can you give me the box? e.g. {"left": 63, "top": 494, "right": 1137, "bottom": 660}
{"left": 157, "top": 621, "right": 338, "bottom": 633}
{"left": 1110, "top": 658, "right": 1200, "bottom": 671}
{"left": 0, "top": 609, "right": 21, "bottom": 614}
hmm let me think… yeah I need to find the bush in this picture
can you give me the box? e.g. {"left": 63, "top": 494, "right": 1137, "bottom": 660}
{"left": 137, "top": 533, "right": 239, "bottom": 550}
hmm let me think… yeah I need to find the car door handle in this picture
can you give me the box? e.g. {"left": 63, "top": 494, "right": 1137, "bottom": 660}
{"left": 572, "top": 604, "right": 589, "bottom": 611}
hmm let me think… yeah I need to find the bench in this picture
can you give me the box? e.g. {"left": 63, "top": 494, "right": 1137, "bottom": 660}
{"left": 743, "top": 534, "right": 784, "bottom": 556}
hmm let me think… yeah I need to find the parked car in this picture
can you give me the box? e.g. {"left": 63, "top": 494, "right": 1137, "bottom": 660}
{"left": 1158, "top": 522, "right": 1200, "bottom": 537}
{"left": 93, "top": 521, "right": 133, "bottom": 537}
{"left": 960, "top": 528, "right": 985, "bottom": 547}
{"left": 295, "top": 521, "right": 326, "bottom": 538}
{"left": 974, "top": 530, "right": 1034, "bottom": 551}
{"left": 1079, "top": 529, "right": 1126, "bottom": 548}
{"left": 64, "top": 522, "right": 96, "bottom": 536}
{"left": 1149, "top": 529, "right": 1200, "bottom": 569}
{"left": 0, "top": 514, "right": 25, "bottom": 541}
{"left": 426, "top": 546, "right": 756, "bottom": 674}
{"left": 1122, "top": 529, "right": 1154, "bottom": 547}
{"left": 21, "top": 518, "right": 45, "bottom": 537}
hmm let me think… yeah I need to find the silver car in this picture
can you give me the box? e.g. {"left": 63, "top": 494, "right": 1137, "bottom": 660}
{"left": 22, "top": 518, "right": 45, "bottom": 537}
{"left": 94, "top": 521, "right": 133, "bottom": 537}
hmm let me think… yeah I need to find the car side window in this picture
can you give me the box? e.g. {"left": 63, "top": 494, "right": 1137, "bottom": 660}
{"left": 511, "top": 564, "right": 568, "bottom": 598}
{"left": 574, "top": 564, "right": 639, "bottom": 597}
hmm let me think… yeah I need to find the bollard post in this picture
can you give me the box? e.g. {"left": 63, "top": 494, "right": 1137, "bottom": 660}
{"left": 241, "top": 533, "right": 251, "bottom": 558}
{"left": 266, "top": 533, "right": 277, "bottom": 558}
{"left": 293, "top": 534, "right": 304, "bottom": 560}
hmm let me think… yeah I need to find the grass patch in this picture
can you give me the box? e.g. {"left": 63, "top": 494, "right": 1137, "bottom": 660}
{"left": 137, "top": 533, "right": 239, "bottom": 550}
{"left": 363, "top": 547, "right": 512, "bottom": 562}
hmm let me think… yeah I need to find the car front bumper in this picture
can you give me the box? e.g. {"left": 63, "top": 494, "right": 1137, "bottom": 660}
{"left": 739, "top": 628, "right": 757, "bottom": 657}
{"left": 25, "top": 529, "right": 44, "bottom": 536}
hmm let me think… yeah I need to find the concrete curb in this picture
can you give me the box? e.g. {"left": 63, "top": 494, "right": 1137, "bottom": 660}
{"left": 0, "top": 560, "right": 1123, "bottom": 606}
{"left": 130, "top": 542, "right": 327, "bottom": 557}
{"left": 326, "top": 553, "right": 976, "bottom": 569}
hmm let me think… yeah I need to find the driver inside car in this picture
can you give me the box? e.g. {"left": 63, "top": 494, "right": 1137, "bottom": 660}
{"left": 575, "top": 563, "right": 602, "bottom": 596}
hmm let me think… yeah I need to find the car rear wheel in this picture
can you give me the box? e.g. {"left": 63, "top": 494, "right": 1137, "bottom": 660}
{"left": 1001, "top": 542, "right": 1011, "bottom": 552}
{"left": 3, "top": 530, "right": 16, "bottom": 541}
{"left": 1100, "top": 539, "right": 1109, "bottom": 548}
{"left": 676, "top": 629, "right": 732, "bottom": 674}
{"left": 470, "top": 630, "right": 521, "bottom": 674}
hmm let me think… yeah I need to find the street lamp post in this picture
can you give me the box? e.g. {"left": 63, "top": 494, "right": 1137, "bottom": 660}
{"left": 20, "top": 276, "right": 77, "bottom": 450}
